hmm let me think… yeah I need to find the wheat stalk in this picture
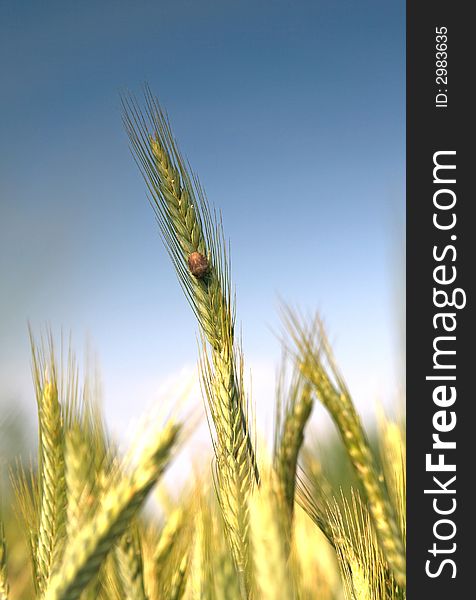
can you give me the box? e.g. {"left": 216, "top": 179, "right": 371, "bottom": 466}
{"left": 210, "top": 512, "right": 243, "bottom": 600}
{"left": 0, "top": 523, "right": 8, "bottom": 600}
{"left": 250, "top": 473, "right": 294, "bottom": 600}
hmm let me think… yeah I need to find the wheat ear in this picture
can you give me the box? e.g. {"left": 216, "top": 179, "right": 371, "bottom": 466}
{"left": 64, "top": 426, "right": 95, "bottom": 540}
{"left": 43, "top": 420, "right": 180, "bottom": 600}
{"left": 32, "top": 356, "right": 66, "bottom": 594}
{"left": 284, "top": 310, "right": 406, "bottom": 587}
{"left": 154, "top": 504, "right": 185, "bottom": 570}
{"left": 122, "top": 90, "right": 257, "bottom": 476}
{"left": 122, "top": 89, "right": 257, "bottom": 583}
{"left": 64, "top": 425, "right": 103, "bottom": 600}
{"left": 327, "top": 489, "right": 392, "bottom": 600}
{"left": 274, "top": 363, "right": 313, "bottom": 519}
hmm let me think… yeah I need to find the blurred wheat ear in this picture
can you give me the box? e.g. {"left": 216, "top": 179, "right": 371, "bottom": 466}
{"left": 6, "top": 333, "right": 185, "bottom": 600}
{"left": 283, "top": 307, "right": 406, "bottom": 588}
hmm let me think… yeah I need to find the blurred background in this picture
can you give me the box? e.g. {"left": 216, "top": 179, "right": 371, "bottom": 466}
{"left": 0, "top": 0, "right": 404, "bottom": 471}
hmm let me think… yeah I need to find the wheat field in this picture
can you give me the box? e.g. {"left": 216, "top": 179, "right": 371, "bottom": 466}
{"left": 0, "top": 89, "right": 406, "bottom": 600}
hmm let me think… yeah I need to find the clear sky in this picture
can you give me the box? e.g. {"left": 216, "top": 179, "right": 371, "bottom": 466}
{"left": 0, "top": 0, "right": 405, "bottom": 448}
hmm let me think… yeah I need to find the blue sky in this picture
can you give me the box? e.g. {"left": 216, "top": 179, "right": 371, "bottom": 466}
{"left": 0, "top": 0, "right": 405, "bottom": 445}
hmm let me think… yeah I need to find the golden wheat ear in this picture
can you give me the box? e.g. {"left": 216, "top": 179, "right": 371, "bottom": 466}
{"left": 282, "top": 307, "right": 406, "bottom": 589}
{"left": 29, "top": 334, "right": 67, "bottom": 594}
{"left": 43, "top": 420, "right": 181, "bottom": 600}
